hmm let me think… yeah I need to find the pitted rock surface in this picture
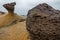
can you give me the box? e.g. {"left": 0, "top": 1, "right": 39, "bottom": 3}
{"left": 26, "top": 3, "right": 60, "bottom": 40}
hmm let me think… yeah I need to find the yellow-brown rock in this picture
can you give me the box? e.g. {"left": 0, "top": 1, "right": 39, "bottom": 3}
{"left": 0, "top": 2, "right": 29, "bottom": 40}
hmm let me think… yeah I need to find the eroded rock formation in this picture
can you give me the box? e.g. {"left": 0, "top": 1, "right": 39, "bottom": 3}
{"left": 0, "top": 2, "right": 29, "bottom": 40}
{"left": 3, "top": 2, "right": 16, "bottom": 13}
{"left": 0, "top": 2, "right": 16, "bottom": 27}
{"left": 0, "top": 2, "right": 25, "bottom": 27}
{"left": 26, "top": 3, "right": 60, "bottom": 40}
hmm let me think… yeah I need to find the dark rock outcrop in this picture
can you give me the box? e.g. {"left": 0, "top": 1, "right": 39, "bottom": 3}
{"left": 26, "top": 3, "right": 60, "bottom": 40}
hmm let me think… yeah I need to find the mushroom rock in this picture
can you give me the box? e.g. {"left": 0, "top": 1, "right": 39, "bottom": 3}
{"left": 0, "top": 2, "right": 29, "bottom": 40}
{"left": 3, "top": 2, "right": 16, "bottom": 13}
{"left": 26, "top": 3, "right": 60, "bottom": 40}
{"left": 0, "top": 2, "right": 16, "bottom": 27}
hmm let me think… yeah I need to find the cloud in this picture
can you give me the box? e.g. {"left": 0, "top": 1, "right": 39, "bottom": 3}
{"left": 14, "top": 0, "right": 60, "bottom": 9}
{"left": 0, "top": 0, "right": 60, "bottom": 15}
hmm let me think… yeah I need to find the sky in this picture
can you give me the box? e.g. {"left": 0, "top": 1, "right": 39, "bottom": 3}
{"left": 0, "top": 0, "right": 60, "bottom": 15}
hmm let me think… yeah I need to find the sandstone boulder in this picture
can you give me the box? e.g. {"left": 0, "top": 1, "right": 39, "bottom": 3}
{"left": 26, "top": 3, "right": 60, "bottom": 40}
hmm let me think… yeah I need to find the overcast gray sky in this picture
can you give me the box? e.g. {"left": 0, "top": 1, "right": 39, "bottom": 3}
{"left": 0, "top": 0, "right": 60, "bottom": 15}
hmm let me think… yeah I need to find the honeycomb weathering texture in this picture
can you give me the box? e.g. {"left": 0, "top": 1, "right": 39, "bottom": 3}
{"left": 26, "top": 3, "right": 60, "bottom": 40}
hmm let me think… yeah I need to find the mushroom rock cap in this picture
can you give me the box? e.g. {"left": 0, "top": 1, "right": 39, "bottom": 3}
{"left": 3, "top": 2, "right": 16, "bottom": 11}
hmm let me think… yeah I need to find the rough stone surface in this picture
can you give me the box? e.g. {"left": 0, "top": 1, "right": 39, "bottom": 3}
{"left": 26, "top": 3, "right": 60, "bottom": 40}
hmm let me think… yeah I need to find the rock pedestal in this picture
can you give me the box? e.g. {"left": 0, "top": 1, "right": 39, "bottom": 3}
{"left": 26, "top": 3, "right": 60, "bottom": 40}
